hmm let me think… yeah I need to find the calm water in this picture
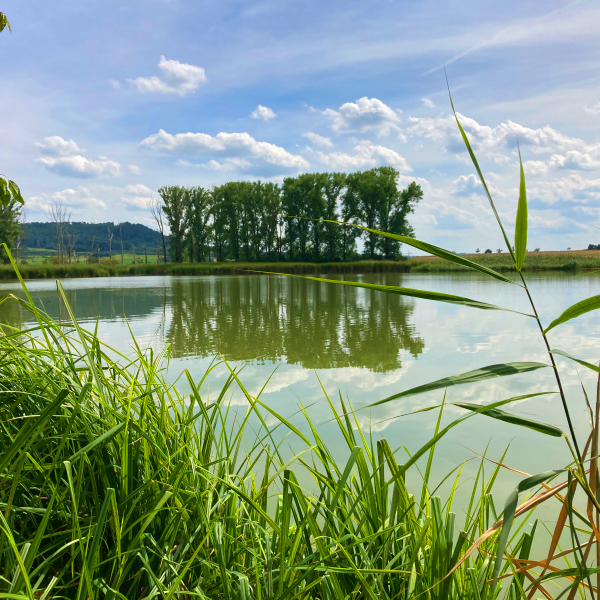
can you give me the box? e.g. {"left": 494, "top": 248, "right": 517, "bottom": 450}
{"left": 1, "top": 271, "right": 599, "bottom": 506}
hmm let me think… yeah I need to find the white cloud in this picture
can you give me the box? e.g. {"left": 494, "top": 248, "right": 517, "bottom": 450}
{"left": 323, "top": 97, "right": 401, "bottom": 136}
{"left": 28, "top": 184, "right": 155, "bottom": 215}
{"left": 250, "top": 104, "right": 276, "bottom": 120}
{"left": 129, "top": 56, "right": 206, "bottom": 96}
{"left": 28, "top": 186, "right": 107, "bottom": 213}
{"left": 35, "top": 135, "right": 122, "bottom": 178}
{"left": 312, "top": 140, "right": 410, "bottom": 171}
{"left": 140, "top": 129, "right": 309, "bottom": 169}
{"left": 585, "top": 101, "right": 600, "bottom": 115}
{"left": 421, "top": 97, "right": 435, "bottom": 108}
{"left": 128, "top": 164, "right": 142, "bottom": 175}
{"left": 302, "top": 132, "right": 333, "bottom": 147}
{"left": 407, "top": 113, "right": 585, "bottom": 161}
{"left": 122, "top": 184, "right": 154, "bottom": 210}
{"left": 36, "top": 136, "right": 84, "bottom": 157}
{"left": 38, "top": 155, "right": 122, "bottom": 179}
{"left": 206, "top": 158, "right": 252, "bottom": 171}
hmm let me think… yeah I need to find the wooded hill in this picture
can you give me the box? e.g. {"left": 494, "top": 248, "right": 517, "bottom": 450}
{"left": 22, "top": 222, "right": 166, "bottom": 256}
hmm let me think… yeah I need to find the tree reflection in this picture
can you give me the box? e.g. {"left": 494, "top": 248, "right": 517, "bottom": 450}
{"left": 166, "top": 275, "right": 424, "bottom": 372}
{"left": 0, "top": 275, "right": 425, "bottom": 373}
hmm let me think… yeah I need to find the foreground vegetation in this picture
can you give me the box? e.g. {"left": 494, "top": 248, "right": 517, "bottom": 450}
{"left": 1, "top": 263, "right": 597, "bottom": 600}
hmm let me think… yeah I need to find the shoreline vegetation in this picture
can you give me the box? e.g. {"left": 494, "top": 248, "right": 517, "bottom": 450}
{"left": 1, "top": 249, "right": 599, "bottom": 280}
{"left": 0, "top": 264, "right": 591, "bottom": 599}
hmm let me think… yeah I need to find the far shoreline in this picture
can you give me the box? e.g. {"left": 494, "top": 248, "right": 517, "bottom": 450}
{"left": 1, "top": 249, "right": 599, "bottom": 281}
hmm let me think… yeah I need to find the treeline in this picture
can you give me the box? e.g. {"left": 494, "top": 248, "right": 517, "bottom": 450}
{"left": 22, "top": 222, "right": 164, "bottom": 257}
{"left": 155, "top": 167, "right": 423, "bottom": 263}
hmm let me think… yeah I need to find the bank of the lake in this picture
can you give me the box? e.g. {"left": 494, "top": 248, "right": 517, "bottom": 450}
{"left": 2, "top": 249, "right": 600, "bottom": 279}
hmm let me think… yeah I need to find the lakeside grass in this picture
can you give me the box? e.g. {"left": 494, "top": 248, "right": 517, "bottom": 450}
{"left": 1, "top": 250, "right": 600, "bottom": 280}
{"left": 0, "top": 275, "right": 569, "bottom": 600}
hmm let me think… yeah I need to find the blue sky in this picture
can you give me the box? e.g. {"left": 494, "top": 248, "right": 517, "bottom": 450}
{"left": 2, "top": 0, "right": 600, "bottom": 252}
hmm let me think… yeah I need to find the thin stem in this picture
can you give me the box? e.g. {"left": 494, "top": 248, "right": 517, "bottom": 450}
{"left": 518, "top": 271, "right": 583, "bottom": 467}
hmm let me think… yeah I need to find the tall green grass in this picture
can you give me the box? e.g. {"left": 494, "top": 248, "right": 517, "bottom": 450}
{"left": 0, "top": 279, "right": 534, "bottom": 600}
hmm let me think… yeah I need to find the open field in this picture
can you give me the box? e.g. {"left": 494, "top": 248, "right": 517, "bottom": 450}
{"left": 2, "top": 249, "right": 600, "bottom": 279}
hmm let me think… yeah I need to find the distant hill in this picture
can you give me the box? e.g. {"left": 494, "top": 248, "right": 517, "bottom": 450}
{"left": 22, "top": 222, "right": 168, "bottom": 256}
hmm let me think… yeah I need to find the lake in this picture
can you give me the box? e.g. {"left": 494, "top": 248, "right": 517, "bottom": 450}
{"left": 1, "top": 271, "right": 599, "bottom": 504}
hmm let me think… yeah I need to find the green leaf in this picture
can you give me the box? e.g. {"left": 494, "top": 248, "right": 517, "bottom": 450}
{"left": 544, "top": 294, "right": 600, "bottom": 334}
{"left": 0, "top": 178, "right": 10, "bottom": 206}
{"left": 369, "top": 362, "right": 548, "bottom": 407}
{"left": 250, "top": 270, "right": 532, "bottom": 315}
{"left": 447, "top": 81, "right": 516, "bottom": 263}
{"left": 387, "top": 393, "right": 554, "bottom": 482}
{"left": 315, "top": 218, "right": 518, "bottom": 285}
{"left": 8, "top": 180, "right": 24, "bottom": 205}
{"left": 492, "top": 469, "right": 564, "bottom": 587}
{"left": 68, "top": 422, "right": 126, "bottom": 462}
{"left": 514, "top": 149, "right": 528, "bottom": 271}
{"left": 454, "top": 402, "right": 562, "bottom": 437}
{"left": 551, "top": 349, "right": 600, "bottom": 374}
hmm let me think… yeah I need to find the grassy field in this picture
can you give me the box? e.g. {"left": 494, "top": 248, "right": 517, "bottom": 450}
{"left": 2, "top": 249, "right": 600, "bottom": 280}
{"left": 17, "top": 248, "right": 161, "bottom": 265}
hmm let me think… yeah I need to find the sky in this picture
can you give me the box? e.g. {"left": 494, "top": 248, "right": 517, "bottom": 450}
{"left": 2, "top": 0, "right": 600, "bottom": 253}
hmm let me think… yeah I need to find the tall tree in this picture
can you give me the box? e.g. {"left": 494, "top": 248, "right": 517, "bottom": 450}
{"left": 0, "top": 198, "right": 22, "bottom": 263}
{"left": 261, "top": 183, "right": 281, "bottom": 261}
{"left": 184, "top": 187, "right": 212, "bottom": 262}
{"left": 148, "top": 199, "right": 167, "bottom": 263}
{"left": 159, "top": 186, "right": 187, "bottom": 263}
{"left": 323, "top": 172, "right": 346, "bottom": 261}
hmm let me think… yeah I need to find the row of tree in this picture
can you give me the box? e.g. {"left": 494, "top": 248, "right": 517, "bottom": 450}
{"left": 152, "top": 167, "right": 423, "bottom": 263}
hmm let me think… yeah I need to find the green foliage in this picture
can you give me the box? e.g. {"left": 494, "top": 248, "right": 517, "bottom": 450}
{"left": 0, "top": 197, "right": 22, "bottom": 263}
{"left": 0, "top": 273, "right": 565, "bottom": 599}
{"left": 0, "top": 12, "right": 11, "bottom": 33}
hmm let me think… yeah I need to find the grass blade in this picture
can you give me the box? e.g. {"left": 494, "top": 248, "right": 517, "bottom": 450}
{"left": 454, "top": 402, "right": 563, "bottom": 437}
{"left": 544, "top": 294, "right": 600, "bottom": 334}
{"left": 514, "top": 147, "right": 528, "bottom": 271}
{"left": 369, "top": 362, "right": 548, "bottom": 406}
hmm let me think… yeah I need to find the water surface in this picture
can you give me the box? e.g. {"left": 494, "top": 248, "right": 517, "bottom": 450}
{"left": 1, "top": 271, "right": 599, "bottom": 507}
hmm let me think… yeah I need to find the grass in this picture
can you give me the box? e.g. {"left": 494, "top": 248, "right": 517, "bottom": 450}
{"left": 1, "top": 250, "right": 600, "bottom": 280}
{"left": 0, "top": 269, "right": 583, "bottom": 600}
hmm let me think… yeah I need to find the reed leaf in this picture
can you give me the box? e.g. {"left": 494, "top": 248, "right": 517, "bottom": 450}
{"left": 514, "top": 147, "right": 528, "bottom": 271}
{"left": 544, "top": 294, "right": 600, "bottom": 334}
{"left": 251, "top": 270, "right": 531, "bottom": 314}
{"left": 369, "top": 362, "right": 548, "bottom": 406}
{"left": 454, "top": 402, "right": 563, "bottom": 437}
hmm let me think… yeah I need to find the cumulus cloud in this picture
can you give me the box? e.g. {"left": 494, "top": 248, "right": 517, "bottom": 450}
{"left": 36, "top": 136, "right": 121, "bottom": 178}
{"left": 312, "top": 140, "right": 411, "bottom": 170}
{"left": 122, "top": 184, "right": 154, "bottom": 210}
{"left": 452, "top": 174, "right": 482, "bottom": 196}
{"left": 302, "top": 132, "right": 333, "bottom": 147}
{"left": 140, "top": 129, "right": 309, "bottom": 169}
{"left": 421, "top": 97, "right": 435, "bottom": 108}
{"left": 28, "top": 186, "right": 108, "bottom": 213}
{"left": 128, "top": 164, "right": 142, "bottom": 175}
{"left": 129, "top": 56, "right": 206, "bottom": 96}
{"left": 407, "top": 113, "right": 585, "bottom": 162}
{"left": 36, "top": 136, "right": 85, "bottom": 157}
{"left": 323, "top": 97, "right": 401, "bottom": 136}
{"left": 528, "top": 174, "right": 600, "bottom": 207}
{"left": 250, "top": 104, "right": 276, "bottom": 120}
{"left": 28, "top": 184, "right": 155, "bottom": 215}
